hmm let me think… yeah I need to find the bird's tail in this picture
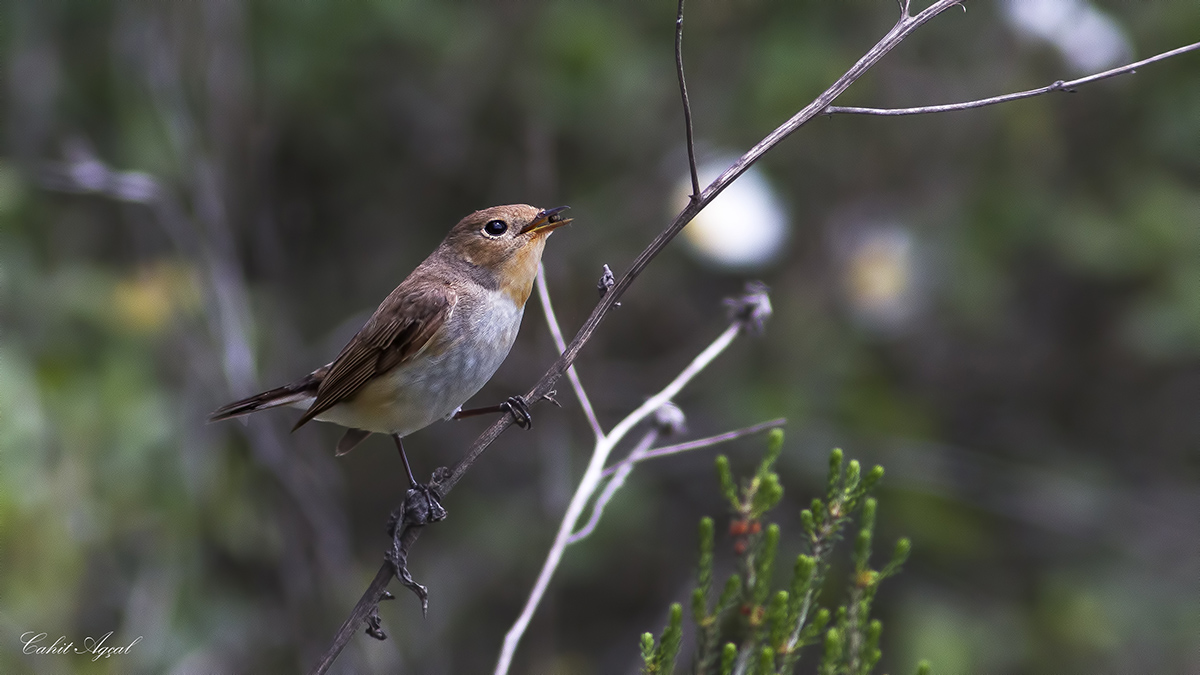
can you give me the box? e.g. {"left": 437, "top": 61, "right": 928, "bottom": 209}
{"left": 208, "top": 368, "right": 324, "bottom": 422}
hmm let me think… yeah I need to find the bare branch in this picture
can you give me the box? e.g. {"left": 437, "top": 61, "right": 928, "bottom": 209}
{"left": 314, "top": 1, "right": 972, "bottom": 667}
{"left": 568, "top": 402, "right": 693, "bottom": 545}
{"left": 567, "top": 429, "right": 660, "bottom": 545}
{"left": 600, "top": 417, "right": 787, "bottom": 478}
{"left": 826, "top": 40, "right": 1200, "bottom": 117}
{"left": 536, "top": 264, "right": 604, "bottom": 441}
{"left": 496, "top": 313, "right": 749, "bottom": 675}
{"left": 676, "top": 0, "right": 700, "bottom": 200}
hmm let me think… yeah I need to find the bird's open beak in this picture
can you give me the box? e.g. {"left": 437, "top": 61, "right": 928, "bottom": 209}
{"left": 521, "top": 205, "right": 573, "bottom": 235}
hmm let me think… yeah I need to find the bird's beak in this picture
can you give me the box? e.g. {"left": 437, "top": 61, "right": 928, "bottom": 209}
{"left": 521, "top": 205, "right": 573, "bottom": 235}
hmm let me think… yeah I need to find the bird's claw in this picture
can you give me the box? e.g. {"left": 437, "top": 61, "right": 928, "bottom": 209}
{"left": 384, "top": 536, "right": 429, "bottom": 617}
{"left": 388, "top": 484, "right": 447, "bottom": 532}
{"left": 503, "top": 395, "right": 533, "bottom": 429}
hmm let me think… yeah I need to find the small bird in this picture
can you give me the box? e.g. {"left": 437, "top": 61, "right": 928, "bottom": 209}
{"left": 210, "top": 204, "right": 573, "bottom": 494}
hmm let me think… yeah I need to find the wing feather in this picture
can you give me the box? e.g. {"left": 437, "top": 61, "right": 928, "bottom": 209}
{"left": 292, "top": 284, "right": 455, "bottom": 430}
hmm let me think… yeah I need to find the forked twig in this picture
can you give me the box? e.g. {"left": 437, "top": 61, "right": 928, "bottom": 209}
{"left": 536, "top": 264, "right": 604, "bottom": 440}
{"left": 566, "top": 429, "right": 658, "bottom": 546}
{"left": 495, "top": 286, "right": 769, "bottom": 675}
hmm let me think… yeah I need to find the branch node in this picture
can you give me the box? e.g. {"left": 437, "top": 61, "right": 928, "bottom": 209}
{"left": 597, "top": 264, "right": 621, "bottom": 307}
{"left": 724, "top": 281, "right": 773, "bottom": 334}
{"left": 365, "top": 605, "right": 387, "bottom": 640}
{"left": 653, "top": 401, "right": 688, "bottom": 437}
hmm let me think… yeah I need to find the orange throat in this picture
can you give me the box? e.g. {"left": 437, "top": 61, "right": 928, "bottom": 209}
{"left": 496, "top": 235, "right": 547, "bottom": 307}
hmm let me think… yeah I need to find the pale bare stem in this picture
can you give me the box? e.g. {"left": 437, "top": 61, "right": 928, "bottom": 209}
{"left": 569, "top": 402, "right": 690, "bottom": 543}
{"left": 495, "top": 321, "right": 744, "bottom": 675}
{"left": 567, "top": 429, "right": 660, "bottom": 545}
{"left": 537, "top": 264, "right": 604, "bottom": 440}
{"left": 826, "top": 40, "right": 1200, "bottom": 117}
{"left": 676, "top": 0, "right": 700, "bottom": 199}
{"left": 599, "top": 417, "right": 787, "bottom": 478}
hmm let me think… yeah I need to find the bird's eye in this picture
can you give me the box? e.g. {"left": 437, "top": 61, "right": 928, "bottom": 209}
{"left": 483, "top": 219, "right": 508, "bottom": 237}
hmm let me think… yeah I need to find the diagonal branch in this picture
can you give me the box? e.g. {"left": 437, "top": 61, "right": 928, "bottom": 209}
{"left": 825, "top": 40, "right": 1200, "bottom": 117}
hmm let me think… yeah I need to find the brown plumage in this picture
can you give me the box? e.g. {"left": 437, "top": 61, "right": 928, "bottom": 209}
{"left": 209, "top": 204, "right": 572, "bottom": 458}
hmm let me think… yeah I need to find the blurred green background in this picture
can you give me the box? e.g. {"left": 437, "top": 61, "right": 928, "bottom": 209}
{"left": 1, "top": 0, "right": 1198, "bottom": 673}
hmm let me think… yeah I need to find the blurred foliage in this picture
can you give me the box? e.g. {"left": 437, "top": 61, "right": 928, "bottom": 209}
{"left": 644, "top": 434, "right": 914, "bottom": 674}
{"left": 2, "top": 0, "right": 1199, "bottom": 673}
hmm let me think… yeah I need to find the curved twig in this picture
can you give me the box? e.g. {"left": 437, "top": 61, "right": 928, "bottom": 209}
{"left": 676, "top": 0, "right": 700, "bottom": 200}
{"left": 825, "top": 40, "right": 1200, "bottom": 117}
{"left": 536, "top": 264, "right": 604, "bottom": 440}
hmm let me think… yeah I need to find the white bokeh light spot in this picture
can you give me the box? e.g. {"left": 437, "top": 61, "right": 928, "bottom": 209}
{"left": 1003, "top": 0, "right": 1131, "bottom": 74}
{"left": 675, "top": 158, "right": 789, "bottom": 269}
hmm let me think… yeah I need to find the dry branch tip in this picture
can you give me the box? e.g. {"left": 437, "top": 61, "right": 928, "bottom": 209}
{"left": 725, "top": 282, "right": 773, "bottom": 334}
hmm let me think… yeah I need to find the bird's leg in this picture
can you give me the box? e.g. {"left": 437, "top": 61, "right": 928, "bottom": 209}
{"left": 452, "top": 392, "right": 558, "bottom": 429}
{"left": 384, "top": 434, "right": 445, "bottom": 614}
{"left": 391, "top": 434, "right": 447, "bottom": 525}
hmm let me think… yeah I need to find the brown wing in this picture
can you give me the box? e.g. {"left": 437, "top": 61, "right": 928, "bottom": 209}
{"left": 292, "top": 284, "right": 455, "bottom": 430}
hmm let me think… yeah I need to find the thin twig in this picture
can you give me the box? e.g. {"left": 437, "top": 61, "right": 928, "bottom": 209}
{"left": 676, "top": 0, "right": 700, "bottom": 200}
{"left": 599, "top": 417, "right": 787, "bottom": 478}
{"left": 536, "top": 264, "right": 604, "bottom": 441}
{"left": 826, "top": 40, "right": 1200, "bottom": 117}
{"left": 496, "top": 319, "right": 746, "bottom": 675}
{"left": 567, "top": 429, "right": 660, "bottom": 545}
{"left": 309, "top": 564, "right": 394, "bottom": 675}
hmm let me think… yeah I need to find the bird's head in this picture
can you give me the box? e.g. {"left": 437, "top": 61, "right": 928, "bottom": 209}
{"left": 439, "top": 204, "right": 573, "bottom": 305}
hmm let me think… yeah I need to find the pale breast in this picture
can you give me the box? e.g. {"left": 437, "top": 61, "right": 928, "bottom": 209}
{"left": 315, "top": 287, "right": 525, "bottom": 436}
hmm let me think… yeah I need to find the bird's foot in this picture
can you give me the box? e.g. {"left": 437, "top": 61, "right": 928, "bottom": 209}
{"left": 383, "top": 469, "right": 450, "bottom": 618}
{"left": 502, "top": 395, "right": 533, "bottom": 429}
{"left": 387, "top": 483, "right": 447, "bottom": 535}
{"left": 452, "top": 392, "right": 556, "bottom": 429}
